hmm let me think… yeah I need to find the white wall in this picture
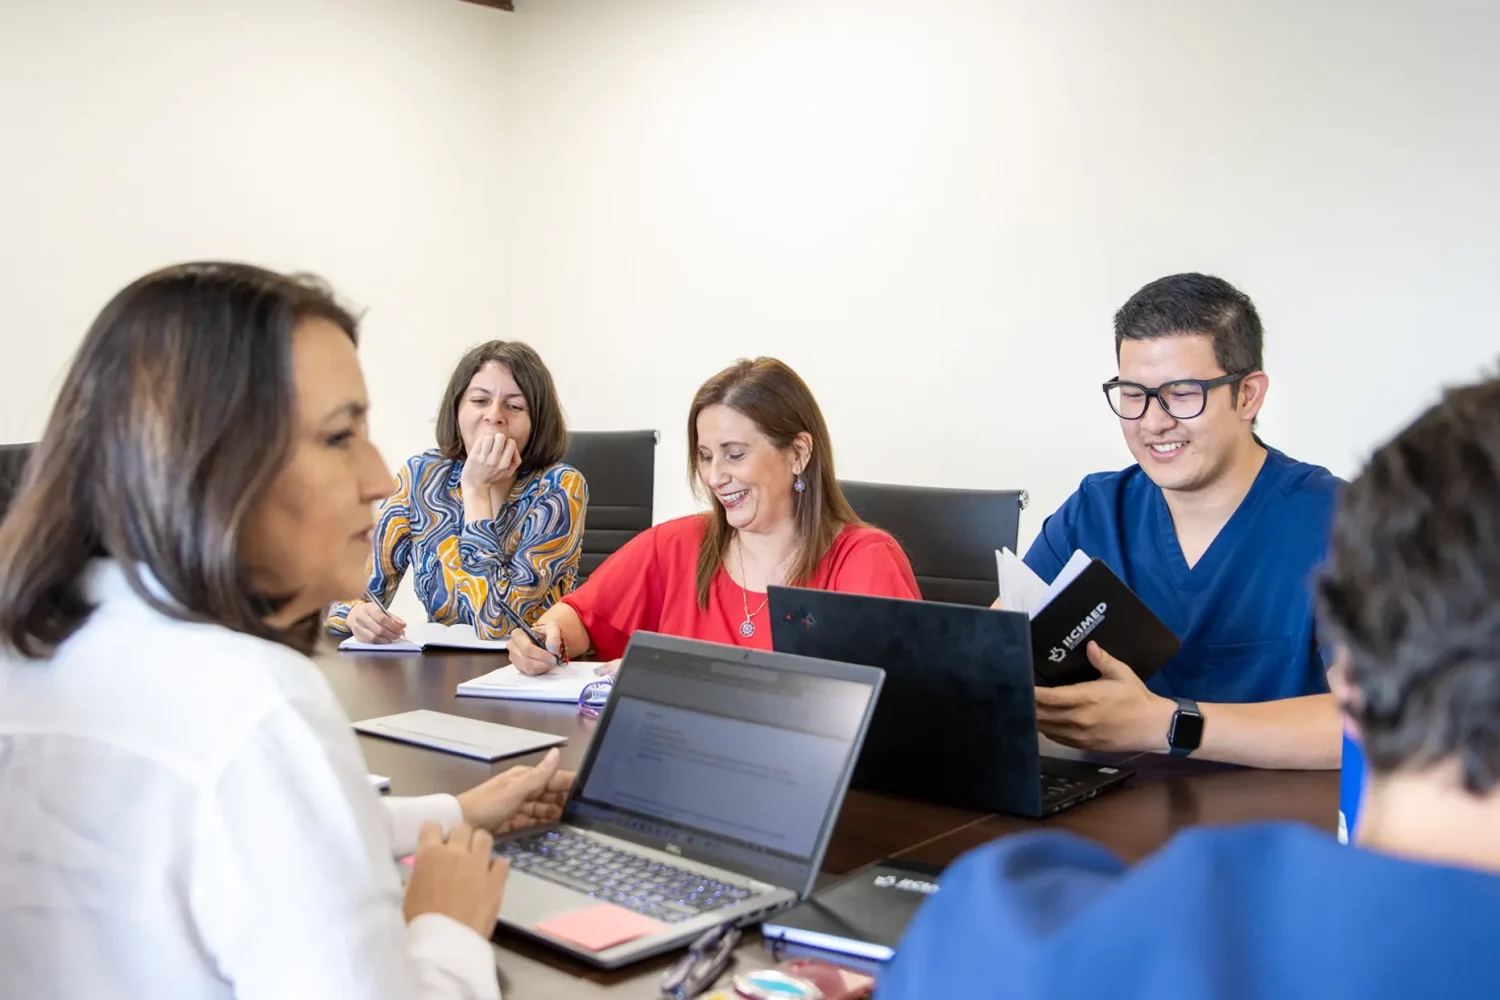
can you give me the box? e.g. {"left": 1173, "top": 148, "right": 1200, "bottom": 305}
{"left": 0, "top": 0, "right": 513, "bottom": 469}
{"left": 497, "top": 0, "right": 1500, "bottom": 546}
{"left": 0, "top": 0, "right": 517, "bottom": 619}
{"left": 4, "top": 0, "right": 1499, "bottom": 568}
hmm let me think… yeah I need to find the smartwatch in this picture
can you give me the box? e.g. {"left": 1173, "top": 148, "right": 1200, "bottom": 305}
{"left": 1167, "top": 697, "right": 1204, "bottom": 756}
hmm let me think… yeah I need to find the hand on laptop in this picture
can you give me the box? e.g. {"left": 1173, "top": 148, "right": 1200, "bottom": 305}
{"left": 509, "top": 621, "right": 563, "bottom": 675}
{"left": 403, "top": 820, "right": 508, "bottom": 937}
{"left": 456, "top": 747, "right": 576, "bottom": 834}
{"left": 1034, "top": 641, "right": 1175, "bottom": 753}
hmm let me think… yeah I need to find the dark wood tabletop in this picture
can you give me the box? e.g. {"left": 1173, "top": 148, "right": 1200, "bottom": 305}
{"left": 321, "top": 646, "right": 1339, "bottom": 997}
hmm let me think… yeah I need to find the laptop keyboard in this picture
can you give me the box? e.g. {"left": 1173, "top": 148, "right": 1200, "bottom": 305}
{"left": 497, "top": 829, "right": 761, "bottom": 923}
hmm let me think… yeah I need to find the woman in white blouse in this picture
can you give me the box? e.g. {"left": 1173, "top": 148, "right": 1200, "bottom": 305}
{"left": 0, "top": 263, "right": 567, "bottom": 1000}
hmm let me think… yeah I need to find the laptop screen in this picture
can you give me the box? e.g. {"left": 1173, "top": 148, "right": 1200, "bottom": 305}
{"left": 566, "top": 634, "right": 881, "bottom": 891}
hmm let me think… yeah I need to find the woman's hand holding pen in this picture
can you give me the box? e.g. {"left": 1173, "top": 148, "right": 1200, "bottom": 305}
{"left": 509, "top": 621, "right": 563, "bottom": 675}
{"left": 348, "top": 596, "right": 406, "bottom": 644}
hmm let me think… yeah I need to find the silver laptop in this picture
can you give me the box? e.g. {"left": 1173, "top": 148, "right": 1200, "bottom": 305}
{"left": 494, "top": 632, "right": 885, "bottom": 968}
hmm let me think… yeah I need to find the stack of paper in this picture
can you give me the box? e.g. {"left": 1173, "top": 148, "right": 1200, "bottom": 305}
{"left": 995, "top": 548, "right": 1093, "bottom": 618}
{"left": 339, "top": 620, "right": 509, "bottom": 653}
{"left": 456, "top": 662, "right": 599, "bottom": 703}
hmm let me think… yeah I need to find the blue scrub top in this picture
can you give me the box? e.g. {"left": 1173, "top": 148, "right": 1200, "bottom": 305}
{"left": 1341, "top": 731, "right": 1365, "bottom": 842}
{"left": 1024, "top": 446, "right": 1342, "bottom": 703}
{"left": 881, "top": 823, "right": 1500, "bottom": 999}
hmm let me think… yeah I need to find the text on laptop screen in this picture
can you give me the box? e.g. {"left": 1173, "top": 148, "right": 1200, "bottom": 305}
{"left": 572, "top": 645, "right": 873, "bottom": 869}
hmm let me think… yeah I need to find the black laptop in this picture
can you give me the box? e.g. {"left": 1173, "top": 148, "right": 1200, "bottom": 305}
{"left": 768, "top": 587, "right": 1131, "bottom": 818}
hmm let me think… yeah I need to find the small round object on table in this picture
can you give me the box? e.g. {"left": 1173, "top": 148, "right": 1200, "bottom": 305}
{"left": 732, "top": 969, "right": 823, "bottom": 1000}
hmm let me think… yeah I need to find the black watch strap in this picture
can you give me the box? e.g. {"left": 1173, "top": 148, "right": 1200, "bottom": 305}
{"left": 1168, "top": 697, "right": 1204, "bottom": 756}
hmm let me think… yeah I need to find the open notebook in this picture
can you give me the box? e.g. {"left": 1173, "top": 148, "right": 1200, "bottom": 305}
{"left": 456, "top": 662, "right": 599, "bottom": 702}
{"left": 338, "top": 620, "right": 509, "bottom": 653}
{"left": 996, "top": 547, "right": 1092, "bottom": 617}
{"left": 995, "top": 547, "right": 1179, "bottom": 686}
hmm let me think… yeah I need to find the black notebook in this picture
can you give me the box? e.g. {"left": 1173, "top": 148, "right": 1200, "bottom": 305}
{"left": 760, "top": 860, "right": 944, "bottom": 963}
{"left": 997, "top": 548, "right": 1181, "bottom": 687}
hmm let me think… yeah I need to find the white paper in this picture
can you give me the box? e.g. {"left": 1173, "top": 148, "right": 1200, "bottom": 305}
{"left": 455, "top": 661, "right": 600, "bottom": 703}
{"left": 995, "top": 548, "right": 1093, "bottom": 619}
{"left": 995, "top": 548, "right": 1050, "bottom": 616}
{"left": 1036, "top": 550, "right": 1093, "bottom": 616}
{"left": 339, "top": 620, "right": 508, "bottom": 653}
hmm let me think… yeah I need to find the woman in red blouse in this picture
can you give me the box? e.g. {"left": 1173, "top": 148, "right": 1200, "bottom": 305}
{"left": 508, "top": 357, "right": 920, "bottom": 675}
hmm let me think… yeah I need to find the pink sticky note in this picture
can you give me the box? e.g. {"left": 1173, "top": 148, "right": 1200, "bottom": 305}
{"left": 534, "top": 903, "right": 666, "bottom": 951}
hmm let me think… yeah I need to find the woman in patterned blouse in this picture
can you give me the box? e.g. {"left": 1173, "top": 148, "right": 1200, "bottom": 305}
{"left": 328, "top": 341, "right": 588, "bottom": 641}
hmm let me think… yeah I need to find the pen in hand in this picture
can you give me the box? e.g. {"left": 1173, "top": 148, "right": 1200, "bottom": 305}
{"left": 356, "top": 590, "right": 406, "bottom": 642}
{"left": 506, "top": 609, "right": 566, "bottom": 665}
{"left": 491, "top": 599, "right": 568, "bottom": 667}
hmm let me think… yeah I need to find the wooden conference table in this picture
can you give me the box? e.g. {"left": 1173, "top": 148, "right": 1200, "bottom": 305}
{"left": 324, "top": 648, "right": 1339, "bottom": 998}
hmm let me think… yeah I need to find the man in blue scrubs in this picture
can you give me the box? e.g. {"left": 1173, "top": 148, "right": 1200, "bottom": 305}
{"left": 887, "top": 375, "right": 1500, "bottom": 999}
{"left": 1019, "top": 274, "right": 1342, "bottom": 768}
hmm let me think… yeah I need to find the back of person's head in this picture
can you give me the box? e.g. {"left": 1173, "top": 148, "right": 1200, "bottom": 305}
{"left": 434, "top": 340, "right": 569, "bottom": 474}
{"left": 1114, "top": 273, "right": 1264, "bottom": 381}
{"left": 1318, "top": 374, "right": 1500, "bottom": 792}
{"left": 0, "top": 262, "right": 366, "bottom": 659}
{"left": 686, "top": 357, "right": 864, "bottom": 606}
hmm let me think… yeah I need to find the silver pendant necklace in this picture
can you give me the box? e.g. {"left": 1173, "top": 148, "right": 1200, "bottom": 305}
{"left": 735, "top": 535, "right": 770, "bottom": 638}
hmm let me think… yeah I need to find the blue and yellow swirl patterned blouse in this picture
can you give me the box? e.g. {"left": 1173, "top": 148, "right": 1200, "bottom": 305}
{"left": 327, "top": 450, "right": 589, "bottom": 638}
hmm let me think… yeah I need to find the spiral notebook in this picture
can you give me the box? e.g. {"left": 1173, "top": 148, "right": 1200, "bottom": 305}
{"left": 456, "top": 662, "right": 599, "bottom": 702}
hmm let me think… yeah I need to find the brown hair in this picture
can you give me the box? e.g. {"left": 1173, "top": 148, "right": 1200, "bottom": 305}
{"left": 687, "top": 358, "right": 865, "bottom": 608}
{"left": 0, "top": 262, "right": 359, "bottom": 659}
{"left": 434, "top": 340, "right": 568, "bottom": 475}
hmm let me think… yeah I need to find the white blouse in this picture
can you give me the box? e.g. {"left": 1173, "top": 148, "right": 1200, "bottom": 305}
{"left": 0, "top": 562, "right": 499, "bottom": 1000}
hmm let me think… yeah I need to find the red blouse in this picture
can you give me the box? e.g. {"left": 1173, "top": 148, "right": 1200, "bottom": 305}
{"left": 562, "top": 514, "right": 921, "bottom": 661}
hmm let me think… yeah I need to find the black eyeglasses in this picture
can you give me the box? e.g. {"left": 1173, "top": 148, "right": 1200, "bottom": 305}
{"left": 1103, "top": 370, "right": 1254, "bottom": 420}
{"left": 659, "top": 921, "right": 741, "bottom": 999}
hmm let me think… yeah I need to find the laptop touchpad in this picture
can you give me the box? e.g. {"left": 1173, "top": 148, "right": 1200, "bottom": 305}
{"left": 499, "top": 872, "right": 602, "bottom": 927}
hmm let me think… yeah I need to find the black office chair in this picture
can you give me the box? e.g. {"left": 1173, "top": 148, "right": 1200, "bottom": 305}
{"left": 562, "top": 430, "right": 657, "bottom": 583}
{"left": 839, "top": 480, "right": 1028, "bottom": 607}
{"left": 0, "top": 442, "right": 35, "bottom": 525}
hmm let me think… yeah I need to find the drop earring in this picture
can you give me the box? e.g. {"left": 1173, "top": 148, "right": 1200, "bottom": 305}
{"left": 794, "top": 470, "right": 806, "bottom": 493}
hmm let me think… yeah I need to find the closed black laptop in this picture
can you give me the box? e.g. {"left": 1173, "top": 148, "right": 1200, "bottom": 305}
{"left": 768, "top": 587, "right": 1131, "bottom": 818}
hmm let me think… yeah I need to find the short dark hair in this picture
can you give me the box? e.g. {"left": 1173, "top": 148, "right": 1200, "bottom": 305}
{"left": 1317, "top": 374, "right": 1500, "bottom": 794}
{"left": 1114, "top": 273, "right": 1264, "bottom": 379}
{"left": 434, "top": 341, "right": 568, "bottom": 475}
{"left": 0, "top": 262, "right": 359, "bottom": 659}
